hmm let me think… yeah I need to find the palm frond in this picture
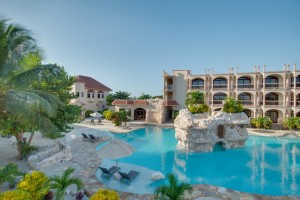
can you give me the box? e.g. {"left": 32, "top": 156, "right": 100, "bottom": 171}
{"left": 8, "top": 64, "right": 61, "bottom": 87}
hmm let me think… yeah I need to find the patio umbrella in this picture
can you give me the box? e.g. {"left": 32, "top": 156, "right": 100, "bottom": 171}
{"left": 97, "top": 138, "right": 134, "bottom": 168}
{"left": 90, "top": 112, "right": 103, "bottom": 118}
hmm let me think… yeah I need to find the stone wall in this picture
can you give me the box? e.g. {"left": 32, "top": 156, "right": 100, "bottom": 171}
{"left": 174, "top": 109, "right": 250, "bottom": 152}
{"left": 145, "top": 99, "right": 166, "bottom": 124}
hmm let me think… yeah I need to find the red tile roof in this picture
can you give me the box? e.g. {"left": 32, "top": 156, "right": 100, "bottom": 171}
{"left": 112, "top": 99, "right": 149, "bottom": 106}
{"left": 163, "top": 100, "right": 179, "bottom": 106}
{"left": 75, "top": 75, "right": 112, "bottom": 91}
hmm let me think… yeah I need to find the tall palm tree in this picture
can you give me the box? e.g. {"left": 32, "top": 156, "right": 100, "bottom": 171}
{"left": 0, "top": 18, "right": 62, "bottom": 159}
{"left": 49, "top": 167, "right": 83, "bottom": 200}
{"left": 154, "top": 173, "right": 193, "bottom": 200}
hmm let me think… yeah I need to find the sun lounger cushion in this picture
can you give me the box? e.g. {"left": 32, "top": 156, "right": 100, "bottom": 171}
{"left": 98, "top": 166, "right": 120, "bottom": 178}
{"left": 119, "top": 170, "right": 139, "bottom": 184}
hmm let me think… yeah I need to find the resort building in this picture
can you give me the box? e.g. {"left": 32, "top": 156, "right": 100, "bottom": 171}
{"left": 163, "top": 64, "right": 300, "bottom": 123}
{"left": 70, "top": 75, "right": 112, "bottom": 115}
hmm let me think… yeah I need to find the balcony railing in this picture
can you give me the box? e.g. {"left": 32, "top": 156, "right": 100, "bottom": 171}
{"left": 190, "top": 85, "right": 205, "bottom": 90}
{"left": 259, "top": 101, "right": 284, "bottom": 106}
{"left": 238, "top": 100, "right": 253, "bottom": 106}
{"left": 165, "top": 85, "right": 173, "bottom": 91}
{"left": 290, "top": 83, "right": 300, "bottom": 88}
{"left": 237, "top": 84, "right": 254, "bottom": 89}
{"left": 262, "top": 83, "right": 284, "bottom": 89}
{"left": 213, "top": 84, "right": 227, "bottom": 90}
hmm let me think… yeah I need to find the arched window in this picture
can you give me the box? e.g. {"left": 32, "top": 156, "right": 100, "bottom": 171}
{"left": 191, "top": 79, "right": 204, "bottom": 90}
{"left": 213, "top": 93, "right": 227, "bottom": 104}
{"left": 238, "top": 93, "right": 252, "bottom": 105}
{"left": 213, "top": 78, "right": 227, "bottom": 89}
{"left": 265, "top": 92, "right": 278, "bottom": 105}
{"left": 265, "top": 76, "right": 279, "bottom": 88}
{"left": 238, "top": 77, "right": 252, "bottom": 88}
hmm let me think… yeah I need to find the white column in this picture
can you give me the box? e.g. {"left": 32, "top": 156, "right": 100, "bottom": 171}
{"left": 263, "top": 76, "right": 265, "bottom": 90}
{"left": 227, "top": 77, "right": 230, "bottom": 90}
{"left": 294, "top": 76, "right": 296, "bottom": 89}
{"left": 283, "top": 76, "right": 286, "bottom": 89}
{"left": 254, "top": 77, "right": 257, "bottom": 89}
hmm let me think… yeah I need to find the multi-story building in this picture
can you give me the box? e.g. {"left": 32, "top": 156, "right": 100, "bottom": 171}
{"left": 70, "top": 75, "right": 112, "bottom": 115}
{"left": 163, "top": 64, "right": 300, "bottom": 123}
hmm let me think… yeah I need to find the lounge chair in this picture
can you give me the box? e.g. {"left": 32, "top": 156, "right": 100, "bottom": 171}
{"left": 88, "top": 134, "right": 99, "bottom": 142}
{"left": 81, "top": 133, "right": 89, "bottom": 141}
{"left": 98, "top": 166, "right": 120, "bottom": 178}
{"left": 118, "top": 170, "right": 140, "bottom": 184}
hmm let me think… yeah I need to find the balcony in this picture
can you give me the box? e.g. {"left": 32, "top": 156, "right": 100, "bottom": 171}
{"left": 165, "top": 85, "right": 173, "bottom": 91}
{"left": 237, "top": 84, "right": 254, "bottom": 89}
{"left": 260, "top": 101, "right": 284, "bottom": 107}
{"left": 212, "top": 84, "right": 227, "bottom": 90}
{"left": 262, "top": 83, "right": 284, "bottom": 89}
{"left": 189, "top": 85, "right": 205, "bottom": 90}
{"left": 290, "top": 83, "right": 300, "bottom": 88}
{"left": 238, "top": 100, "right": 254, "bottom": 106}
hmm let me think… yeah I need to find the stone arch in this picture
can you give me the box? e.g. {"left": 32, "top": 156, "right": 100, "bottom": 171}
{"left": 265, "top": 92, "right": 283, "bottom": 106}
{"left": 265, "top": 109, "right": 281, "bottom": 123}
{"left": 134, "top": 108, "right": 146, "bottom": 120}
{"left": 265, "top": 75, "right": 282, "bottom": 89}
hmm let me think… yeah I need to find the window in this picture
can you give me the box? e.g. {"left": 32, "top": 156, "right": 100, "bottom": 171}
{"left": 102, "top": 93, "right": 104, "bottom": 98}
{"left": 238, "top": 77, "right": 252, "bottom": 88}
{"left": 265, "top": 76, "right": 278, "bottom": 88}
{"left": 191, "top": 79, "right": 204, "bottom": 89}
{"left": 97, "top": 93, "right": 101, "bottom": 98}
{"left": 87, "top": 93, "right": 90, "bottom": 98}
{"left": 81, "top": 92, "right": 84, "bottom": 97}
{"left": 213, "top": 78, "right": 227, "bottom": 88}
{"left": 92, "top": 93, "right": 95, "bottom": 98}
{"left": 238, "top": 93, "right": 252, "bottom": 105}
{"left": 76, "top": 92, "right": 79, "bottom": 97}
{"left": 213, "top": 93, "right": 227, "bottom": 104}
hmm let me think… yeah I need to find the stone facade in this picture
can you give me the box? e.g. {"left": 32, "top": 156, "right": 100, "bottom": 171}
{"left": 174, "top": 109, "right": 250, "bottom": 152}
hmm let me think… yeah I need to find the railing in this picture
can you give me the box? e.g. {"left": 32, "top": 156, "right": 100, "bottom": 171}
{"left": 237, "top": 84, "right": 254, "bottom": 89}
{"left": 261, "top": 83, "right": 284, "bottom": 89}
{"left": 238, "top": 100, "right": 253, "bottom": 106}
{"left": 165, "top": 85, "right": 173, "bottom": 91}
{"left": 260, "top": 101, "right": 284, "bottom": 106}
{"left": 212, "top": 84, "right": 227, "bottom": 90}
{"left": 211, "top": 100, "right": 225, "bottom": 105}
{"left": 290, "top": 83, "right": 300, "bottom": 88}
{"left": 190, "top": 85, "right": 205, "bottom": 90}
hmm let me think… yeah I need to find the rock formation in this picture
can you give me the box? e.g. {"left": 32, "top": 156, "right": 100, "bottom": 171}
{"left": 174, "top": 109, "right": 250, "bottom": 152}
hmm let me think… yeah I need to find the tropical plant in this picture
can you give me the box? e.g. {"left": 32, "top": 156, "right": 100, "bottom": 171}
{"left": 154, "top": 173, "right": 193, "bottom": 200}
{"left": 90, "top": 189, "right": 119, "bottom": 200}
{"left": 185, "top": 91, "right": 204, "bottom": 106}
{"left": 283, "top": 117, "right": 300, "bottom": 130}
{"left": 0, "top": 189, "right": 31, "bottom": 200}
{"left": 20, "top": 143, "right": 38, "bottom": 159}
{"left": 222, "top": 97, "right": 244, "bottom": 113}
{"left": 137, "top": 94, "right": 152, "bottom": 100}
{"left": 0, "top": 18, "right": 63, "bottom": 159}
{"left": 0, "top": 163, "right": 24, "bottom": 187}
{"left": 250, "top": 117, "right": 273, "bottom": 129}
{"left": 189, "top": 104, "right": 209, "bottom": 114}
{"left": 49, "top": 167, "right": 83, "bottom": 200}
{"left": 17, "top": 171, "right": 50, "bottom": 200}
{"left": 103, "top": 110, "right": 114, "bottom": 120}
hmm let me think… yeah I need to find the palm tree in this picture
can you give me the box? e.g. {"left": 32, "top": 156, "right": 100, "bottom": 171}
{"left": 0, "top": 163, "right": 24, "bottom": 187}
{"left": 0, "top": 18, "right": 62, "bottom": 159}
{"left": 223, "top": 97, "right": 244, "bottom": 113}
{"left": 49, "top": 167, "right": 83, "bottom": 200}
{"left": 154, "top": 173, "right": 193, "bottom": 200}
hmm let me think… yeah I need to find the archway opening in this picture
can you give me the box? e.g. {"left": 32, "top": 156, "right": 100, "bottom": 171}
{"left": 191, "top": 78, "right": 204, "bottom": 90}
{"left": 213, "top": 93, "right": 227, "bottom": 105}
{"left": 217, "top": 125, "right": 225, "bottom": 138}
{"left": 265, "top": 76, "right": 279, "bottom": 88}
{"left": 265, "top": 92, "right": 279, "bottom": 105}
{"left": 134, "top": 108, "right": 146, "bottom": 120}
{"left": 213, "top": 141, "right": 226, "bottom": 152}
{"left": 238, "top": 77, "right": 252, "bottom": 88}
{"left": 238, "top": 93, "right": 252, "bottom": 105}
{"left": 265, "top": 110, "right": 279, "bottom": 123}
{"left": 213, "top": 78, "right": 227, "bottom": 89}
{"left": 243, "top": 109, "right": 252, "bottom": 118}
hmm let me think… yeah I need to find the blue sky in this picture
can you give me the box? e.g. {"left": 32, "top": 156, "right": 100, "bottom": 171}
{"left": 0, "top": 0, "right": 299, "bottom": 97}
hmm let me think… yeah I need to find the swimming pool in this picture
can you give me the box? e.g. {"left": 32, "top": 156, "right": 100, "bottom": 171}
{"left": 110, "top": 126, "right": 300, "bottom": 195}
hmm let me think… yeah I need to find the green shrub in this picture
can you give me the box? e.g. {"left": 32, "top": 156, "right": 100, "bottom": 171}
{"left": 223, "top": 97, "right": 244, "bottom": 113}
{"left": 103, "top": 110, "right": 114, "bottom": 120}
{"left": 283, "top": 117, "right": 300, "bottom": 130}
{"left": 250, "top": 117, "right": 272, "bottom": 129}
{"left": 85, "top": 110, "right": 93, "bottom": 118}
{"left": 189, "top": 104, "right": 209, "bottom": 114}
{"left": 90, "top": 189, "right": 119, "bottom": 200}
{"left": 119, "top": 110, "right": 128, "bottom": 122}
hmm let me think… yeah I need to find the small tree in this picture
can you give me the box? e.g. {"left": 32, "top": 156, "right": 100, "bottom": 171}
{"left": 189, "top": 104, "right": 209, "bottom": 114}
{"left": 154, "top": 173, "right": 193, "bottom": 200}
{"left": 0, "top": 163, "right": 24, "bottom": 187}
{"left": 222, "top": 97, "right": 244, "bottom": 113}
{"left": 283, "top": 117, "right": 300, "bottom": 130}
{"left": 49, "top": 167, "right": 83, "bottom": 200}
{"left": 185, "top": 91, "right": 204, "bottom": 106}
{"left": 103, "top": 110, "right": 114, "bottom": 120}
{"left": 90, "top": 189, "right": 119, "bottom": 200}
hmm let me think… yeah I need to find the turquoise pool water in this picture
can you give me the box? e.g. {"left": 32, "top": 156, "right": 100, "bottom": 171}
{"left": 109, "top": 126, "right": 300, "bottom": 195}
